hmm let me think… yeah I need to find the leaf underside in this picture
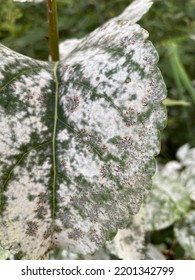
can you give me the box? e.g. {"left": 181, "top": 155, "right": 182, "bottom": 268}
{"left": 0, "top": 20, "right": 166, "bottom": 259}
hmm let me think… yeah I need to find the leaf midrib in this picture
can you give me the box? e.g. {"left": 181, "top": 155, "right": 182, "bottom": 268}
{"left": 52, "top": 62, "right": 59, "bottom": 221}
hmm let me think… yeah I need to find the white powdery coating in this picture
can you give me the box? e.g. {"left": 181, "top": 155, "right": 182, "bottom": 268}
{"left": 107, "top": 207, "right": 145, "bottom": 259}
{"left": 145, "top": 174, "right": 190, "bottom": 231}
{"left": 55, "top": 20, "right": 167, "bottom": 254}
{"left": 59, "top": 39, "right": 82, "bottom": 60}
{"left": 59, "top": 0, "right": 154, "bottom": 60}
{"left": 115, "top": 0, "right": 153, "bottom": 23}
{"left": 0, "top": 46, "right": 54, "bottom": 259}
{"left": 174, "top": 210, "right": 195, "bottom": 259}
{"left": 0, "top": 153, "right": 52, "bottom": 259}
{"left": 1, "top": 0, "right": 165, "bottom": 258}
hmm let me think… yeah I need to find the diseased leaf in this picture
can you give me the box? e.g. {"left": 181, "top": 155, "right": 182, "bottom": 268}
{"left": 114, "top": 0, "right": 154, "bottom": 23}
{"left": 145, "top": 244, "right": 166, "bottom": 260}
{"left": 174, "top": 211, "right": 195, "bottom": 259}
{"left": 59, "top": 0, "right": 154, "bottom": 60}
{"left": 0, "top": 245, "right": 10, "bottom": 260}
{"left": 145, "top": 174, "right": 190, "bottom": 231}
{"left": 0, "top": 7, "right": 166, "bottom": 259}
{"left": 176, "top": 145, "right": 195, "bottom": 202}
{"left": 106, "top": 207, "right": 145, "bottom": 259}
{"left": 180, "top": 166, "right": 195, "bottom": 202}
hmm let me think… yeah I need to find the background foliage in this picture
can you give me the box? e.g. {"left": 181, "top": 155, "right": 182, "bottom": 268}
{"left": 0, "top": 0, "right": 195, "bottom": 259}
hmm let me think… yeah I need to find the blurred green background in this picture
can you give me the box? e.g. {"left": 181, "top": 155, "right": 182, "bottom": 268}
{"left": 1, "top": 0, "right": 195, "bottom": 260}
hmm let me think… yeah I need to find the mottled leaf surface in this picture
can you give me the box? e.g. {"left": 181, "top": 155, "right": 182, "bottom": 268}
{"left": 59, "top": 0, "right": 154, "bottom": 60}
{"left": 0, "top": 19, "right": 166, "bottom": 258}
{"left": 106, "top": 207, "right": 145, "bottom": 259}
{"left": 145, "top": 173, "right": 190, "bottom": 231}
{"left": 174, "top": 211, "right": 195, "bottom": 259}
{"left": 177, "top": 144, "right": 195, "bottom": 201}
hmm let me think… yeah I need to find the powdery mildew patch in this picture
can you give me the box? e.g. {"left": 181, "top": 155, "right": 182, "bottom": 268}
{"left": 55, "top": 21, "right": 166, "bottom": 254}
{"left": 0, "top": 45, "right": 54, "bottom": 259}
{"left": 0, "top": 0, "right": 166, "bottom": 259}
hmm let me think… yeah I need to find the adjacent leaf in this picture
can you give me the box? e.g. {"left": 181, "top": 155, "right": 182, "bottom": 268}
{"left": 0, "top": 245, "right": 10, "bottom": 260}
{"left": 174, "top": 211, "right": 195, "bottom": 259}
{"left": 145, "top": 174, "right": 190, "bottom": 231}
{"left": 161, "top": 160, "right": 181, "bottom": 180}
{"left": 145, "top": 244, "right": 166, "bottom": 260}
{"left": 162, "top": 98, "right": 191, "bottom": 107}
{"left": 0, "top": 14, "right": 166, "bottom": 260}
{"left": 180, "top": 166, "right": 195, "bottom": 202}
{"left": 177, "top": 144, "right": 195, "bottom": 167}
{"left": 177, "top": 144, "right": 195, "bottom": 201}
{"left": 106, "top": 207, "right": 145, "bottom": 259}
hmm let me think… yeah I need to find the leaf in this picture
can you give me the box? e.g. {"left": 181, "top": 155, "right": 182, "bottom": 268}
{"left": 162, "top": 98, "right": 191, "bottom": 107}
{"left": 180, "top": 167, "right": 195, "bottom": 202}
{"left": 0, "top": 245, "right": 10, "bottom": 260}
{"left": 106, "top": 207, "right": 145, "bottom": 259}
{"left": 176, "top": 144, "right": 195, "bottom": 201}
{"left": 0, "top": 17, "right": 166, "bottom": 260}
{"left": 59, "top": 0, "right": 154, "bottom": 60}
{"left": 59, "top": 39, "right": 82, "bottom": 60}
{"left": 174, "top": 211, "right": 195, "bottom": 259}
{"left": 145, "top": 174, "right": 190, "bottom": 231}
{"left": 115, "top": 0, "right": 154, "bottom": 23}
{"left": 146, "top": 244, "right": 166, "bottom": 260}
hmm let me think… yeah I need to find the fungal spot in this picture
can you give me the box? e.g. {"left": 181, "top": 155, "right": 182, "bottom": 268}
{"left": 68, "top": 228, "right": 83, "bottom": 241}
{"left": 66, "top": 96, "right": 80, "bottom": 113}
{"left": 121, "top": 136, "right": 132, "bottom": 150}
{"left": 63, "top": 64, "right": 70, "bottom": 70}
{"left": 125, "top": 78, "right": 131, "bottom": 83}
{"left": 37, "top": 192, "right": 49, "bottom": 205}
{"left": 59, "top": 211, "right": 74, "bottom": 228}
{"left": 43, "top": 227, "right": 52, "bottom": 240}
{"left": 100, "top": 163, "right": 111, "bottom": 179}
{"left": 28, "top": 194, "right": 35, "bottom": 201}
{"left": 123, "top": 107, "right": 138, "bottom": 126}
{"left": 89, "top": 229, "right": 102, "bottom": 245}
{"left": 60, "top": 159, "right": 67, "bottom": 173}
{"left": 101, "top": 144, "right": 108, "bottom": 152}
{"left": 148, "top": 79, "right": 155, "bottom": 87}
{"left": 143, "top": 56, "right": 149, "bottom": 62}
{"left": 34, "top": 206, "right": 48, "bottom": 219}
{"left": 25, "top": 221, "right": 39, "bottom": 237}
{"left": 54, "top": 225, "right": 62, "bottom": 233}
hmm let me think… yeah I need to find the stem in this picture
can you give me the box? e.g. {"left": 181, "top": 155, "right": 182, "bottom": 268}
{"left": 46, "top": 0, "right": 60, "bottom": 61}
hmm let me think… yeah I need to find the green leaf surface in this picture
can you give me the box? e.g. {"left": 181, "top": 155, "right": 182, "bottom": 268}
{"left": 0, "top": 245, "right": 10, "bottom": 260}
{"left": 162, "top": 98, "right": 191, "bottom": 107}
{"left": 0, "top": 19, "right": 166, "bottom": 259}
